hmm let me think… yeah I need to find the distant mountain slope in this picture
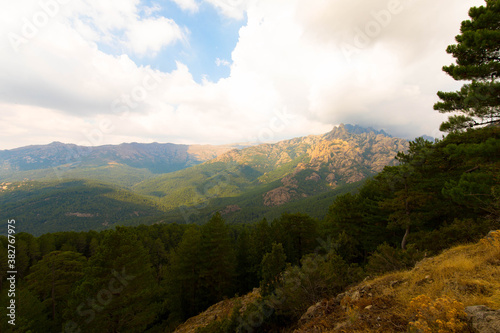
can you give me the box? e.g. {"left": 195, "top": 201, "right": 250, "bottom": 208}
{"left": 0, "top": 180, "right": 164, "bottom": 235}
{"left": 0, "top": 124, "right": 409, "bottom": 234}
{"left": 134, "top": 124, "right": 408, "bottom": 211}
{"left": 0, "top": 141, "right": 244, "bottom": 186}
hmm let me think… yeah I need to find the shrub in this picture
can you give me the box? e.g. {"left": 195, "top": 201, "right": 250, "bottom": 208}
{"left": 366, "top": 243, "right": 423, "bottom": 275}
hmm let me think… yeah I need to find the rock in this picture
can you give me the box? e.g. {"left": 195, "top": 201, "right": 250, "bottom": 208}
{"left": 336, "top": 292, "right": 346, "bottom": 303}
{"left": 390, "top": 280, "right": 402, "bottom": 287}
{"left": 465, "top": 305, "right": 500, "bottom": 333}
{"left": 263, "top": 186, "right": 297, "bottom": 206}
{"left": 299, "top": 301, "right": 326, "bottom": 323}
{"left": 483, "top": 230, "right": 500, "bottom": 246}
{"left": 305, "top": 172, "right": 321, "bottom": 181}
{"left": 220, "top": 205, "right": 241, "bottom": 215}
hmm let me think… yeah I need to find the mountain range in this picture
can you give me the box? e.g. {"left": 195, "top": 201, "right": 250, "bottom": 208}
{"left": 0, "top": 124, "right": 409, "bottom": 235}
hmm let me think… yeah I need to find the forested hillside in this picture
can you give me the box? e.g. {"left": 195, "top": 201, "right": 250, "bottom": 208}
{"left": 0, "top": 124, "right": 408, "bottom": 235}
{"left": 0, "top": 141, "right": 243, "bottom": 186}
{"left": 0, "top": 180, "right": 164, "bottom": 235}
{"left": 132, "top": 124, "right": 408, "bottom": 219}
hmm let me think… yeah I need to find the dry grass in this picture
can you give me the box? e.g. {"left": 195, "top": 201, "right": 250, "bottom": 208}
{"left": 294, "top": 230, "right": 500, "bottom": 333}
{"left": 395, "top": 231, "right": 500, "bottom": 309}
{"left": 172, "top": 289, "right": 261, "bottom": 333}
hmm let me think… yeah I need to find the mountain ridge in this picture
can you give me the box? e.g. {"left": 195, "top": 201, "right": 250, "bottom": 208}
{"left": 0, "top": 141, "right": 246, "bottom": 175}
{"left": 134, "top": 124, "right": 408, "bottom": 213}
{"left": 1, "top": 124, "right": 410, "bottom": 234}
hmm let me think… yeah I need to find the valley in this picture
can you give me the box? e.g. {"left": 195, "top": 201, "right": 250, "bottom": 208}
{"left": 0, "top": 124, "right": 408, "bottom": 235}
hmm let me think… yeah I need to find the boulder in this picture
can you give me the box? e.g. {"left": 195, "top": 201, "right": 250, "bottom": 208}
{"left": 465, "top": 305, "right": 500, "bottom": 333}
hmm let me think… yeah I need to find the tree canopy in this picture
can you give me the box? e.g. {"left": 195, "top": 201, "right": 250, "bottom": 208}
{"left": 434, "top": 0, "right": 500, "bottom": 131}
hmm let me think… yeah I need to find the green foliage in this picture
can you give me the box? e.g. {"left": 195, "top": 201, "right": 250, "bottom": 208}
{"left": 326, "top": 126, "right": 499, "bottom": 257}
{"left": 443, "top": 168, "right": 499, "bottom": 215}
{"left": 26, "top": 251, "right": 86, "bottom": 324}
{"left": 0, "top": 289, "right": 51, "bottom": 333}
{"left": 0, "top": 94, "right": 497, "bottom": 333}
{"left": 324, "top": 189, "right": 394, "bottom": 257}
{"left": 410, "top": 218, "right": 500, "bottom": 254}
{"left": 199, "top": 213, "right": 237, "bottom": 305}
{"left": 366, "top": 243, "right": 424, "bottom": 275}
{"left": 66, "top": 227, "right": 161, "bottom": 333}
{"left": 165, "top": 214, "right": 236, "bottom": 323}
{"left": 0, "top": 180, "right": 164, "bottom": 235}
{"left": 276, "top": 251, "right": 364, "bottom": 320}
{"left": 434, "top": 0, "right": 500, "bottom": 131}
{"left": 271, "top": 213, "right": 319, "bottom": 265}
{"left": 164, "top": 226, "right": 204, "bottom": 323}
{"left": 260, "top": 243, "right": 287, "bottom": 296}
{"left": 235, "top": 228, "right": 257, "bottom": 293}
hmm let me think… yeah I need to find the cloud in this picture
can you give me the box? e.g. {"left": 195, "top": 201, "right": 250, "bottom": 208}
{"left": 215, "top": 58, "right": 230, "bottom": 67}
{"left": 225, "top": 0, "right": 484, "bottom": 139}
{"left": 125, "top": 17, "right": 185, "bottom": 56}
{"left": 0, "top": 0, "right": 487, "bottom": 149}
{"left": 203, "top": 0, "right": 247, "bottom": 20}
{"left": 171, "top": 0, "right": 200, "bottom": 13}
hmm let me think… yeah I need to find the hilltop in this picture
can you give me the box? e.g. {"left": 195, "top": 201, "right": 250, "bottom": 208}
{"left": 0, "top": 141, "right": 244, "bottom": 186}
{"left": 133, "top": 124, "right": 408, "bottom": 218}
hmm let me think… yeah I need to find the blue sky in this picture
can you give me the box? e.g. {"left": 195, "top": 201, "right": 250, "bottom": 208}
{"left": 0, "top": 0, "right": 485, "bottom": 149}
{"left": 128, "top": 0, "right": 245, "bottom": 82}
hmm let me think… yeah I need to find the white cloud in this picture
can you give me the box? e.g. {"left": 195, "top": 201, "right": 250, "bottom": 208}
{"left": 67, "top": 0, "right": 186, "bottom": 56}
{"left": 215, "top": 58, "right": 230, "bottom": 66}
{"left": 125, "top": 17, "right": 185, "bottom": 56}
{"left": 203, "top": 0, "right": 248, "bottom": 20}
{"left": 224, "top": 0, "right": 484, "bottom": 139}
{"left": 0, "top": 0, "right": 488, "bottom": 149}
{"left": 171, "top": 0, "right": 200, "bottom": 13}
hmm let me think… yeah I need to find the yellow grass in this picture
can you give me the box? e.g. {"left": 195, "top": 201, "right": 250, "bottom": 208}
{"left": 295, "top": 230, "right": 500, "bottom": 332}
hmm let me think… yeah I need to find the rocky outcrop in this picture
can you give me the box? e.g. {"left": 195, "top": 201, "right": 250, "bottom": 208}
{"left": 173, "top": 289, "right": 261, "bottom": 333}
{"left": 220, "top": 205, "right": 241, "bottom": 215}
{"left": 465, "top": 305, "right": 500, "bottom": 333}
{"left": 263, "top": 186, "right": 298, "bottom": 206}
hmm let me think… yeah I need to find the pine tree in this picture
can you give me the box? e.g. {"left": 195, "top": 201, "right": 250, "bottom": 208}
{"left": 249, "top": 218, "right": 273, "bottom": 278}
{"left": 272, "top": 213, "right": 318, "bottom": 264}
{"left": 434, "top": 0, "right": 500, "bottom": 131}
{"left": 199, "top": 212, "right": 236, "bottom": 305}
{"left": 235, "top": 228, "right": 257, "bottom": 293}
{"left": 260, "top": 243, "right": 287, "bottom": 296}
{"left": 164, "top": 226, "right": 204, "bottom": 321}
{"left": 25, "top": 251, "right": 86, "bottom": 324}
{"left": 66, "top": 227, "right": 160, "bottom": 333}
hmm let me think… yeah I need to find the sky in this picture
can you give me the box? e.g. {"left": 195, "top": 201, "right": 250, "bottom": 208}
{"left": 0, "top": 0, "right": 485, "bottom": 149}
